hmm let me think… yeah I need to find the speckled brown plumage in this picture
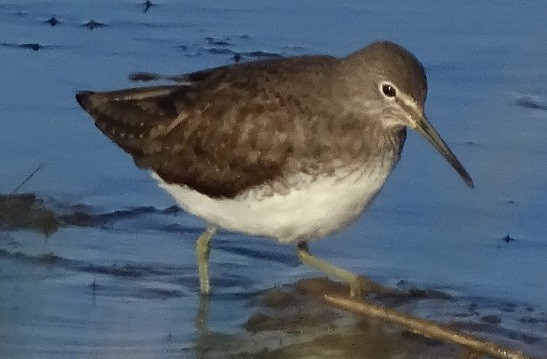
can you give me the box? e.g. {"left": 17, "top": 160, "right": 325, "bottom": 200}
{"left": 75, "top": 41, "right": 477, "bottom": 297}
{"left": 76, "top": 42, "right": 415, "bottom": 198}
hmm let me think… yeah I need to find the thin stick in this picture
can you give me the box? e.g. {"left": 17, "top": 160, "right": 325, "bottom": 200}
{"left": 11, "top": 165, "right": 42, "bottom": 194}
{"left": 324, "top": 295, "right": 532, "bottom": 359}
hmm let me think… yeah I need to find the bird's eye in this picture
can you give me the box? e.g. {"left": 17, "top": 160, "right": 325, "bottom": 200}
{"left": 381, "top": 83, "right": 397, "bottom": 98}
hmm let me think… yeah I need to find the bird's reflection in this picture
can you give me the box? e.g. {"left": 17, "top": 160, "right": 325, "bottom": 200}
{"left": 195, "top": 294, "right": 211, "bottom": 334}
{"left": 194, "top": 294, "right": 212, "bottom": 359}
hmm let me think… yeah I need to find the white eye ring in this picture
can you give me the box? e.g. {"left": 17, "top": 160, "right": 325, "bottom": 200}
{"left": 380, "top": 82, "right": 397, "bottom": 98}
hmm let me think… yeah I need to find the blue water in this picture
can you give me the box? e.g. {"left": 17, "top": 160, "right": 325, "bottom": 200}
{"left": 0, "top": 1, "right": 546, "bottom": 357}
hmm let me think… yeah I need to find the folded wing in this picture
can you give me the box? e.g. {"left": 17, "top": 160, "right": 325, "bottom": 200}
{"left": 76, "top": 56, "right": 340, "bottom": 198}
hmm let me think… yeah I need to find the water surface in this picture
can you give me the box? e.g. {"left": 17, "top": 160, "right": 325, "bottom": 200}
{"left": 0, "top": 1, "right": 546, "bottom": 358}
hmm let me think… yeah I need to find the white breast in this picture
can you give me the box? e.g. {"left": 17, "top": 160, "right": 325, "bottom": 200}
{"left": 152, "top": 165, "right": 392, "bottom": 244}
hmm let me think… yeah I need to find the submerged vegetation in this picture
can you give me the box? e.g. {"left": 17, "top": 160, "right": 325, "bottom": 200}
{"left": 0, "top": 193, "right": 59, "bottom": 236}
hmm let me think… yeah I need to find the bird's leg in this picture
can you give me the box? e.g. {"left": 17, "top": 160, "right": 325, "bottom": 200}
{"left": 297, "top": 241, "right": 370, "bottom": 298}
{"left": 196, "top": 226, "right": 217, "bottom": 295}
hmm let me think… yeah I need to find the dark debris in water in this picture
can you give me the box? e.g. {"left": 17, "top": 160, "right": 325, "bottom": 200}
{"left": 19, "top": 43, "right": 43, "bottom": 51}
{"left": 206, "top": 47, "right": 284, "bottom": 61}
{"left": 44, "top": 16, "right": 61, "bottom": 27}
{"left": 1, "top": 42, "right": 46, "bottom": 51}
{"left": 246, "top": 50, "right": 284, "bottom": 58}
{"left": 83, "top": 19, "right": 107, "bottom": 30}
{"left": 501, "top": 234, "right": 516, "bottom": 244}
{"left": 174, "top": 35, "right": 285, "bottom": 63}
{"left": 515, "top": 95, "right": 547, "bottom": 111}
{"left": 140, "top": 0, "right": 156, "bottom": 13}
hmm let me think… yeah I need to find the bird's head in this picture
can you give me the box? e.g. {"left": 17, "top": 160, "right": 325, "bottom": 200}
{"left": 342, "top": 41, "right": 473, "bottom": 188}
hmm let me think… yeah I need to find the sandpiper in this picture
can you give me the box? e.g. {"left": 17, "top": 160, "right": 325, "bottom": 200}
{"left": 76, "top": 41, "right": 473, "bottom": 297}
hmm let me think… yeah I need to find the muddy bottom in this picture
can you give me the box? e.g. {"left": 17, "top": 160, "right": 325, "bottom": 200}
{"left": 194, "top": 278, "right": 545, "bottom": 359}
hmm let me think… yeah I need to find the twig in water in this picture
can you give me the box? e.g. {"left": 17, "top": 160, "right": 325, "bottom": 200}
{"left": 324, "top": 294, "right": 532, "bottom": 359}
{"left": 11, "top": 165, "right": 42, "bottom": 194}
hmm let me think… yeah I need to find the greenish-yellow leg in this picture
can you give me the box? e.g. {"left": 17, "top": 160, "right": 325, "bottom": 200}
{"left": 196, "top": 226, "right": 217, "bottom": 295}
{"left": 297, "top": 241, "right": 369, "bottom": 298}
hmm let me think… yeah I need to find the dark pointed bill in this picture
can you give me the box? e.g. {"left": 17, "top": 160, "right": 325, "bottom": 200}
{"left": 413, "top": 114, "right": 474, "bottom": 188}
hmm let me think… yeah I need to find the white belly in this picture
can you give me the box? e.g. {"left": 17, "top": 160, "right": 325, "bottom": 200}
{"left": 152, "top": 167, "right": 390, "bottom": 243}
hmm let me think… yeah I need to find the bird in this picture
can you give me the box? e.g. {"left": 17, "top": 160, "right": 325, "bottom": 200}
{"left": 75, "top": 41, "right": 473, "bottom": 298}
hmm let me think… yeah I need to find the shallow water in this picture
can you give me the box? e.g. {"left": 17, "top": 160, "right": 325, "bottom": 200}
{"left": 0, "top": 1, "right": 546, "bottom": 358}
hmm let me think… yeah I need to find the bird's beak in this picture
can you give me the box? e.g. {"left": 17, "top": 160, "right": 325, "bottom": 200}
{"left": 410, "top": 111, "right": 474, "bottom": 188}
